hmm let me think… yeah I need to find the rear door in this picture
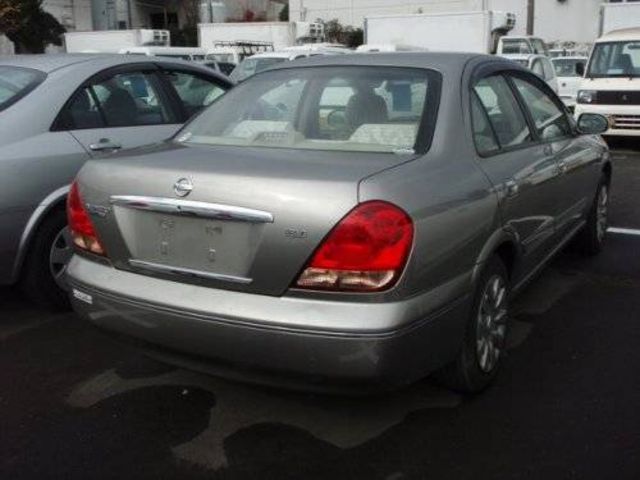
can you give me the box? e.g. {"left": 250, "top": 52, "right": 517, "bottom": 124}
{"left": 55, "top": 64, "right": 182, "bottom": 156}
{"left": 510, "top": 73, "right": 601, "bottom": 238}
{"left": 471, "top": 74, "right": 562, "bottom": 276}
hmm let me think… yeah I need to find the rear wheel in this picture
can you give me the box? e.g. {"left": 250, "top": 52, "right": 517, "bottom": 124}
{"left": 20, "top": 208, "right": 72, "bottom": 311}
{"left": 436, "top": 256, "right": 510, "bottom": 393}
{"left": 575, "top": 179, "right": 609, "bottom": 256}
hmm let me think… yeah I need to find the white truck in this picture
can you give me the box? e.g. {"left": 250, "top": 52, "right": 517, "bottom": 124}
{"left": 198, "top": 22, "right": 324, "bottom": 52}
{"left": 601, "top": 2, "right": 640, "bottom": 36}
{"left": 64, "top": 29, "right": 170, "bottom": 54}
{"left": 363, "top": 11, "right": 515, "bottom": 54}
{"left": 575, "top": 28, "right": 640, "bottom": 137}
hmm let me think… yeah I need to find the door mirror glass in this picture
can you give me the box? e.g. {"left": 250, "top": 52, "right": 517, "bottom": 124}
{"left": 575, "top": 62, "right": 585, "bottom": 77}
{"left": 577, "top": 113, "right": 609, "bottom": 135}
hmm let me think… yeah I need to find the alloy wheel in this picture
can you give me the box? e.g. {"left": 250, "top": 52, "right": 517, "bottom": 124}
{"left": 476, "top": 274, "right": 508, "bottom": 373}
{"left": 49, "top": 226, "right": 73, "bottom": 291}
{"left": 596, "top": 185, "right": 609, "bottom": 243}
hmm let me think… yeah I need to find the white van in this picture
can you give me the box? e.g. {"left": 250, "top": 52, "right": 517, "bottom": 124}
{"left": 118, "top": 46, "right": 207, "bottom": 61}
{"left": 575, "top": 28, "right": 640, "bottom": 137}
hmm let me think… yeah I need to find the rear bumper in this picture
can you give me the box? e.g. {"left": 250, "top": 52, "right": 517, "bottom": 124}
{"left": 67, "top": 255, "right": 472, "bottom": 392}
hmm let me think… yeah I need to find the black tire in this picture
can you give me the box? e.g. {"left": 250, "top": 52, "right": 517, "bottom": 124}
{"left": 19, "top": 207, "right": 71, "bottom": 311}
{"left": 436, "top": 256, "right": 510, "bottom": 394}
{"left": 575, "top": 179, "right": 609, "bottom": 257}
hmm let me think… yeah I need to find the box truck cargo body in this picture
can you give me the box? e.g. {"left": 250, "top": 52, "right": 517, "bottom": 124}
{"left": 364, "top": 11, "right": 515, "bottom": 54}
{"left": 64, "top": 30, "right": 170, "bottom": 53}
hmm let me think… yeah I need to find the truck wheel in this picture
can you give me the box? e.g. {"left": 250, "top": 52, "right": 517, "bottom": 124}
{"left": 436, "top": 256, "right": 510, "bottom": 393}
{"left": 575, "top": 179, "right": 609, "bottom": 256}
{"left": 20, "top": 208, "right": 72, "bottom": 311}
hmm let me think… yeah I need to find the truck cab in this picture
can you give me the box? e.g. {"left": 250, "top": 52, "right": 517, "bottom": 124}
{"left": 575, "top": 28, "right": 640, "bottom": 137}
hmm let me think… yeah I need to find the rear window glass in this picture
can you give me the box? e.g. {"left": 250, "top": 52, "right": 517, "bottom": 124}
{"left": 180, "top": 66, "right": 439, "bottom": 155}
{"left": 0, "top": 66, "right": 45, "bottom": 112}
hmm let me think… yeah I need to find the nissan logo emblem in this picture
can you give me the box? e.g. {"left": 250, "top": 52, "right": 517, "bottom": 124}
{"left": 173, "top": 177, "right": 193, "bottom": 197}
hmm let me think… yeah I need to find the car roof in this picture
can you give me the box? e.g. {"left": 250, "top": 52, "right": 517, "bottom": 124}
{"left": 266, "top": 52, "right": 486, "bottom": 72}
{"left": 598, "top": 28, "right": 640, "bottom": 42}
{"left": 0, "top": 53, "right": 186, "bottom": 73}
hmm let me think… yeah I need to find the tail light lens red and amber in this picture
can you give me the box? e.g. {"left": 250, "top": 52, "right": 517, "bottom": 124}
{"left": 296, "top": 201, "right": 413, "bottom": 292}
{"left": 67, "top": 181, "right": 106, "bottom": 256}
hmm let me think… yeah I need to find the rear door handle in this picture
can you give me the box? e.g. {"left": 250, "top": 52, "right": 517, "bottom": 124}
{"left": 557, "top": 161, "right": 568, "bottom": 174}
{"left": 89, "top": 139, "right": 122, "bottom": 152}
{"left": 505, "top": 180, "right": 520, "bottom": 198}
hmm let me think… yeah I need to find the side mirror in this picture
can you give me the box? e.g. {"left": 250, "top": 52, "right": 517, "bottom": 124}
{"left": 575, "top": 62, "right": 585, "bottom": 77}
{"left": 577, "top": 113, "right": 609, "bottom": 135}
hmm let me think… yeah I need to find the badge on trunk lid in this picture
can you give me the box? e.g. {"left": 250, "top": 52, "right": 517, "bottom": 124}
{"left": 173, "top": 178, "right": 193, "bottom": 197}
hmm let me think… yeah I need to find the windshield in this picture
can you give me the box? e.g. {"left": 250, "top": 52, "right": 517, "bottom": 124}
{"left": 230, "top": 57, "right": 287, "bottom": 82}
{"left": 553, "top": 58, "right": 585, "bottom": 77}
{"left": 0, "top": 66, "right": 45, "bottom": 112}
{"left": 179, "top": 66, "right": 439, "bottom": 155}
{"left": 588, "top": 41, "right": 640, "bottom": 77}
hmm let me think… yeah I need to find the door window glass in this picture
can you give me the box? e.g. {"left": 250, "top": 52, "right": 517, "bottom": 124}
{"left": 471, "top": 92, "right": 499, "bottom": 154}
{"left": 531, "top": 59, "right": 545, "bottom": 78}
{"left": 64, "top": 71, "right": 176, "bottom": 129}
{"left": 165, "top": 71, "right": 226, "bottom": 117}
{"left": 542, "top": 59, "right": 555, "bottom": 81}
{"left": 512, "top": 77, "right": 572, "bottom": 141}
{"left": 473, "top": 75, "right": 532, "bottom": 149}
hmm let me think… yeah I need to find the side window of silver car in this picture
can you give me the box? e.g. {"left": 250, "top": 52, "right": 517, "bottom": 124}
{"left": 63, "top": 71, "right": 178, "bottom": 130}
{"left": 471, "top": 92, "right": 499, "bottom": 155}
{"left": 473, "top": 75, "right": 533, "bottom": 150}
{"left": 511, "top": 77, "right": 572, "bottom": 142}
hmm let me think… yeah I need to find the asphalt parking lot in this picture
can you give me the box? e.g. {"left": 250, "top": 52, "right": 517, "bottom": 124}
{"left": 2, "top": 142, "right": 640, "bottom": 480}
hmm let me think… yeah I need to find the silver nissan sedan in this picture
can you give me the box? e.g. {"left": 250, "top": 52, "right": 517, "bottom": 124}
{"left": 67, "top": 53, "right": 611, "bottom": 393}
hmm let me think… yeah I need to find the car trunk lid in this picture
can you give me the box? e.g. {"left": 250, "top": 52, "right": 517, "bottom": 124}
{"left": 78, "top": 142, "right": 407, "bottom": 296}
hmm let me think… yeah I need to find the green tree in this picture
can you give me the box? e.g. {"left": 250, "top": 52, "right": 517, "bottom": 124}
{"left": 0, "top": 0, "right": 65, "bottom": 53}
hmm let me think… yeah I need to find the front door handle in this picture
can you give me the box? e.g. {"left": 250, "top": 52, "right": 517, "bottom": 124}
{"left": 89, "top": 138, "right": 122, "bottom": 152}
{"left": 505, "top": 180, "right": 520, "bottom": 198}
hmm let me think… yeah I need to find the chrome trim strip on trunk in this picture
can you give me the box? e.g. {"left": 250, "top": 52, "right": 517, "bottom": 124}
{"left": 128, "top": 259, "right": 253, "bottom": 284}
{"left": 110, "top": 195, "right": 274, "bottom": 223}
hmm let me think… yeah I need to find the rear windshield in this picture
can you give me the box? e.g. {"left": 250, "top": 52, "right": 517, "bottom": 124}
{"left": 180, "top": 66, "right": 440, "bottom": 155}
{"left": 0, "top": 66, "right": 45, "bottom": 112}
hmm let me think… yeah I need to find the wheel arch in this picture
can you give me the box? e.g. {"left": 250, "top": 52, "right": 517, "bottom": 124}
{"left": 471, "top": 228, "right": 521, "bottom": 287}
{"left": 11, "top": 185, "right": 70, "bottom": 283}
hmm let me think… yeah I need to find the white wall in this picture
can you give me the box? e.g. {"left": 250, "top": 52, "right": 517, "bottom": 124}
{"left": 534, "top": 0, "right": 602, "bottom": 44}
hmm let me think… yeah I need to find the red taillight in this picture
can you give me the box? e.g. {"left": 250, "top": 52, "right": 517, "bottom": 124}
{"left": 67, "top": 181, "right": 106, "bottom": 256}
{"left": 296, "top": 201, "right": 413, "bottom": 292}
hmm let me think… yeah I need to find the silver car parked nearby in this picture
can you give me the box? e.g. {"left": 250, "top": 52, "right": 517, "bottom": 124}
{"left": 67, "top": 53, "right": 611, "bottom": 393}
{"left": 0, "top": 54, "right": 232, "bottom": 309}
